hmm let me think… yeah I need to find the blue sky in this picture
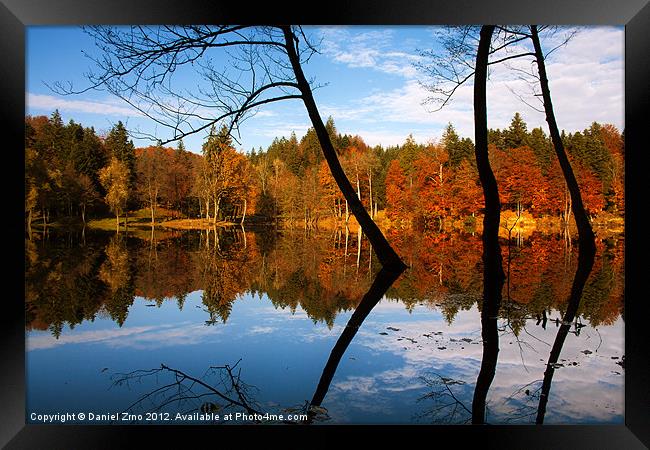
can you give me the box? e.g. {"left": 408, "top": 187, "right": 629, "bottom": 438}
{"left": 27, "top": 26, "right": 624, "bottom": 154}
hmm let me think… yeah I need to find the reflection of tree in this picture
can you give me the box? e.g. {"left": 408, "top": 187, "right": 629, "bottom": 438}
{"left": 98, "top": 234, "right": 136, "bottom": 326}
{"left": 499, "top": 234, "right": 623, "bottom": 334}
{"left": 25, "top": 232, "right": 107, "bottom": 337}
{"left": 307, "top": 265, "right": 405, "bottom": 421}
{"left": 471, "top": 26, "right": 505, "bottom": 425}
{"left": 251, "top": 230, "right": 375, "bottom": 328}
{"left": 387, "top": 230, "right": 483, "bottom": 320}
{"left": 536, "top": 237, "right": 596, "bottom": 424}
{"left": 416, "top": 374, "right": 472, "bottom": 424}
{"left": 112, "top": 361, "right": 263, "bottom": 422}
{"left": 110, "top": 358, "right": 331, "bottom": 424}
{"left": 199, "top": 227, "right": 255, "bottom": 324}
{"left": 134, "top": 233, "right": 199, "bottom": 305}
{"left": 577, "top": 238, "right": 623, "bottom": 327}
{"left": 26, "top": 227, "right": 623, "bottom": 335}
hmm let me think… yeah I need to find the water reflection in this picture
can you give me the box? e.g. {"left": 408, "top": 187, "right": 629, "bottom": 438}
{"left": 26, "top": 228, "right": 624, "bottom": 335}
{"left": 536, "top": 238, "right": 596, "bottom": 424}
{"left": 25, "top": 226, "right": 624, "bottom": 424}
{"left": 308, "top": 265, "right": 405, "bottom": 416}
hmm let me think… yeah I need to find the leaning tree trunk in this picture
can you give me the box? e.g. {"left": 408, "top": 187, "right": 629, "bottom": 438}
{"left": 471, "top": 25, "right": 505, "bottom": 425}
{"left": 282, "top": 26, "right": 405, "bottom": 271}
{"left": 309, "top": 265, "right": 405, "bottom": 413}
{"left": 536, "top": 235, "right": 595, "bottom": 423}
{"left": 530, "top": 25, "right": 595, "bottom": 252}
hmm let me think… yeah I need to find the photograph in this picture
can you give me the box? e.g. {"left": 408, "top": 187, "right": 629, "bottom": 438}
{"left": 23, "top": 24, "right": 626, "bottom": 426}
{"left": 3, "top": 1, "right": 647, "bottom": 446}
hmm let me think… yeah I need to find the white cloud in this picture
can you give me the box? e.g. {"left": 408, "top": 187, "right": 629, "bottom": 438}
{"left": 252, "top": 121, "right": 312, "bottom": 139}
{"left": 318, "top": 27, "right": 421, "bottom": 79}
{"left": 317, "top": 26, "right": 623, "bottom": 146}
{"left": 26, "top": 93, "right": 142, "bottom": 117}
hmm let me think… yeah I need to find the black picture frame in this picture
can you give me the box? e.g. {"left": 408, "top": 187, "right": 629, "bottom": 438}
{"left": 4, "top": 0, "right": 648, "bottom": 447}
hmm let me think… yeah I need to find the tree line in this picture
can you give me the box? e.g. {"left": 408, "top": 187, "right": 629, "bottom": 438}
{"left": 25, "top": 110, "right": 623, "bottom": 230}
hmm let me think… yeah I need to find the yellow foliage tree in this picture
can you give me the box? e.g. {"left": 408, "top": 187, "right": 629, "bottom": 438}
{"left": 99, "top": 157, "right": 130, "bottom": 230}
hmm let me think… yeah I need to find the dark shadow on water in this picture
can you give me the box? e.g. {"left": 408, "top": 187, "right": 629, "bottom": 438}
{"left": 308, "top": 264, "right": 405, "bottom": 412}
{"left": 536, "top": 239, "right": 596, "bottom": 424}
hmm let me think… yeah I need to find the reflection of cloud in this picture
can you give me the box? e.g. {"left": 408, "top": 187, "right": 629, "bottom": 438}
{"left": 300, "top": 324, "right": 345, "bottom": 343}
{"left": 254, "top": 305, "right": 312, "bottom": 320}
{"left": 105, "top": 323, "right": 225, "bottom": 350}
{"left": 28, "top": 325, "right": 162, "bottom": 350}
{"left": 27, "top": 322, "right": 225, "bottom": 351}
{"left": 248, "top": 326, "right": 275, "bottom": 335}
{"left": 321, "top": 305, "right": 624, "bottom": 424}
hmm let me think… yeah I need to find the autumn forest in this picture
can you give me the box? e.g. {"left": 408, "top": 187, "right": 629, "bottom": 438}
{"left": 25, "top": 111, "right": 624, "bottom": 232}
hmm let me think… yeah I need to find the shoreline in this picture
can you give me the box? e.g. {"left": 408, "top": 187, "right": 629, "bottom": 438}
{"left": 32, "top": 210, "right": 624, "bottom": 239}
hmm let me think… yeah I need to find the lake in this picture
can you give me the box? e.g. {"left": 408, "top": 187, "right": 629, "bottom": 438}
{"left": 25, "top": 226, "right": 624, "bottom": 424}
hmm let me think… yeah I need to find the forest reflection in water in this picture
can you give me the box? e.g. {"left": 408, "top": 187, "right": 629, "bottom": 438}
{"left": 25, "top": 226, "right": 624, "bottom": 424}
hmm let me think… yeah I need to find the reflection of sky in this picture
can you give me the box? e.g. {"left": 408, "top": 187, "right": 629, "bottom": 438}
{"left": 323, "top": 303, "right": 624, "bottom": 424}
{"left": 26, "top": 292, "right": 623, "bottom": 424}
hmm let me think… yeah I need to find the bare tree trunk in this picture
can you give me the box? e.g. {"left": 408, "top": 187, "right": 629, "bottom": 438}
{"left": 81, "top": 204, "right": 86, "bottom": 224}
{"left": 471, "top": 25, "right": 505, "bottom": 425}
{"left": 344, "top": 225, "right": 349, "bottom": 273}
{"left": 282, "top": 26, "right": 405, "bottom": 272}
{"left": 368, "top": 170, "right": 373, "bottom": 218}
{"left": 241, "top": 198, "right": 247, "bottom": 225}
{"left": 356, "top": 226, "right": 362, "bottom": 270}
{"left": 356, "top": 173, "right": 361, "bottom": 201}
{"left": 116, "top": 212, "right": 120, "bottom": 232}
{"left": 530, "top": 25, "right": 595, "bottom": 252}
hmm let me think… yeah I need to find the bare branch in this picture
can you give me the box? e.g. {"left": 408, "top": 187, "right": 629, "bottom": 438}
{"left": 49, "top": 25, "right": 318, "bottom": 145}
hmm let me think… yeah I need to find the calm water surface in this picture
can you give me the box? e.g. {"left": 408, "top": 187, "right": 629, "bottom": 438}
{"left": 25, "top": 226, "right": 624, "bottom": 424}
